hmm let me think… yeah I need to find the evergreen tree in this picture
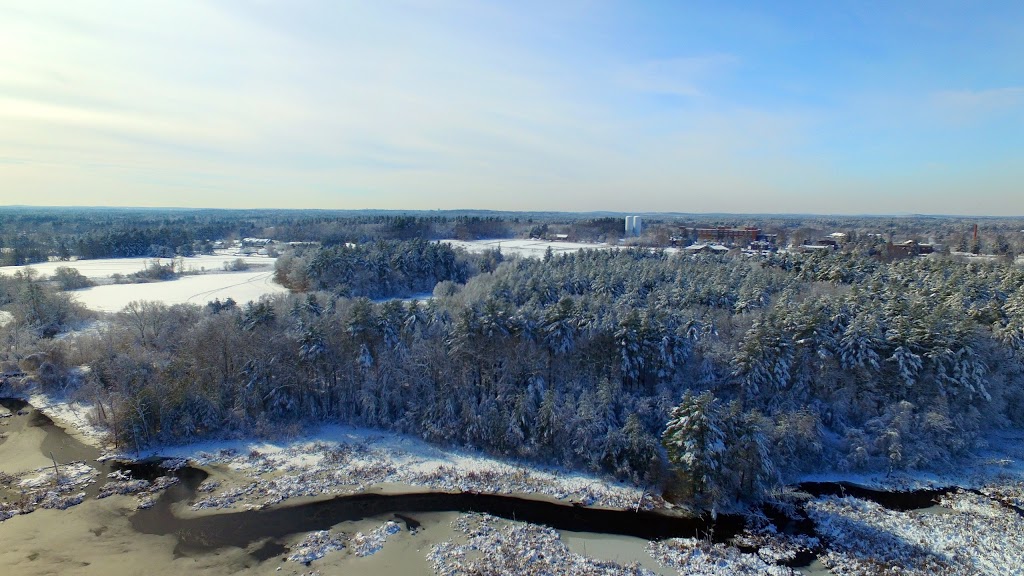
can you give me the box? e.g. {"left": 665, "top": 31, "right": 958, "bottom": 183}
{"left": 662, "top": 391, "right": 727, "bottom": 509}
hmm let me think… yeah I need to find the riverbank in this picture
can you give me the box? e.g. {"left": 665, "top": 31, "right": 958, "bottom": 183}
{"left": 6, "top": 391, "right": 1024, "bottom": 574}
{"left": 8, "top": 384, "right": 658, "bottom": 513}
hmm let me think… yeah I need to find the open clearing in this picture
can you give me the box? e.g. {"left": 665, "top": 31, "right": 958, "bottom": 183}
{"left": 70, "top": 270, "right": 288, "bottom": 313}
{"left": 0, "top": 254, "right": 288, "bottom": 313}
{"left": 441, "top": 238, "right": 617, "bottom": 258}
{"left": 0, "top": 253, "right": 273, "bottom": 280}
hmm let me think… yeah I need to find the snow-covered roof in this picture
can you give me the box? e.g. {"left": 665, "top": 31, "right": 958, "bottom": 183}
{"left": 684, "top": 243, "right": 730, "bottom": 253}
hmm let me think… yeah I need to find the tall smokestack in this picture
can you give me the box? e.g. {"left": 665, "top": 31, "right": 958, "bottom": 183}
{"left": 974, "top": 223, "right": 978, "bottom": 241}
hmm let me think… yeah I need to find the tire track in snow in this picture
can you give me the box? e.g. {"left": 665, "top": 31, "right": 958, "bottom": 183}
{"left": 183, "top": 271, "right": 279, "bottom": 304}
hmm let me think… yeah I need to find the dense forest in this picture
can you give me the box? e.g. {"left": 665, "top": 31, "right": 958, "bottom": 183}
{"left": 3, "top": 208, "right": 1024, "bottom": 509}
{"left": 5, "top": 240, "right": 1024, "bottom": 508}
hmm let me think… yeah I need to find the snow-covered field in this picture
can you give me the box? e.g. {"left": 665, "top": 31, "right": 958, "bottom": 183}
{"left": 71, "top": 270, "right": 288, "bottom": 312}
{"left": 442, "top": 238, "right": 683, "bottom": 260}
{"left": 0, "top": 253, "right": 273, "bottom": 280}
{"left": 0, "top": 253, "right": 288, "bottom": 313}
{"left": 442, "top": 238, "right": 617, "bottom": 258}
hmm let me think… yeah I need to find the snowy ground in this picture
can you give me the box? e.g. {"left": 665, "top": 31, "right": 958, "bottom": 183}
{"left": 441, "top": 238, "right": 682, "bottom": 260}
{"left": 429, "top": 513, "right": 653, "bottom": 576}
{"left": 123, "top": 423, "right": 656, "bottom": 512}
{"left": 807, "top": 490, "right": 1024, "bottom": 575}
{"left": 441, "top": 238, "right": 617, "bottom": 258}
{"left": 0, "top": 253, "right": 289, "bottom": 314}
{"left": 0, "top": 253, "right": 274, "bottom": 280}
{"left": 71, "top": 269, "right": 288, "bottom": 312}
{"left": 798, "top": 428, "right": 1024, "bottom": 493}
{"left": 24, "top": 389, "right": 110, "bottom": 448}
{"left": 648, "top": 538, "right": 793, "bottom": 576}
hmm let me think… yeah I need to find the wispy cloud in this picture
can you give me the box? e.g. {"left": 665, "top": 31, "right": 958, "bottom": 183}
{"left": 929, "top": 87, "right": 1024, "bottom": 122}
{"left": 618, "top": 54, "right": 738, "bottom": 97}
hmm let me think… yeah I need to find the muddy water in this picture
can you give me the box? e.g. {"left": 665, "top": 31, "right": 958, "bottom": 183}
{"left": 561, "top": 531, "right": 675, "bottom": 575}
{"left": 1, "top": 398, "right": 98, "bottom": 472}
{"left": 0, "top": 398, "right": 178, "bottom": 503}
{"left": 1, "top": 397, "right": 106, "bottom": 507}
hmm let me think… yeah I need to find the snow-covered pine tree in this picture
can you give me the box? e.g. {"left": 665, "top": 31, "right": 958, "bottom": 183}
{"left": 662, "top": 390, "right": 727, "bottom": 508}
{"left": 722, "top": 403, "right": 778, "bottom": 502}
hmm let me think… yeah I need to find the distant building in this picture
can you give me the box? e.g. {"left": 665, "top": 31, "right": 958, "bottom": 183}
{"left": 887, "top": 240, "right": 935, "bottom": 260}
{"left": 681, "top": 226, "right": 777, "bottom": 248}
{"left": 746, "top": 240, "right": 775, "bottom": 252}
{"left": 684, "top": 243, "right": 731, "bottom": 255}
{"left": 696, "top": 227, "right": 759, "bottom": 244}
{"left": 798, "top": 244, "right": 835, "bottom": 253}
{"left": 796, "top": 237, "right": 840, "bottom": 252}
{"left": 241, "top": 237, "right": 273, "bottom": 247}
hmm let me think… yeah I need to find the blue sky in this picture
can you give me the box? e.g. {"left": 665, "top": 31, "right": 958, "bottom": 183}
{"left": 1, "top": 1, "right": 1022, "bottom": 214}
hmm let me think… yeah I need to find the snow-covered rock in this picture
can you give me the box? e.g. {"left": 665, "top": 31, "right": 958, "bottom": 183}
{"left": 352, "top": 520, "right": 401, "bottom": 557}
{"left": 287, "top": 530, "right": 345, "bottom": 565}
{"left": 648, "top": 538, "right": 792, "bottom": 576}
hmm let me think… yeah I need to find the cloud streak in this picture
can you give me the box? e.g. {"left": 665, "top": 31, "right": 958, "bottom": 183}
{"left": 930, "top": 87, "right": 1024, "bottom": 122}
{"left": 618, "top": 54, "right": 739, "bottom": 97}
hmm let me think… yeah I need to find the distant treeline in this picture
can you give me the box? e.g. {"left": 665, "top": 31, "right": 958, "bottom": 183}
{"left": 4, "top": 207, "right": 1023, "bottom": 267}
{"left": 0, "top": 208, "right": 525, "bottom": 264}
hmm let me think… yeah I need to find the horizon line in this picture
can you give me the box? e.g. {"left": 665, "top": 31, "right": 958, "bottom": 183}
{"left": 1, "top": 205, "right": 1022, "bottom": 219}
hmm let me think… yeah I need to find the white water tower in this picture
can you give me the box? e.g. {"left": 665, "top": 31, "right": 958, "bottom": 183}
{"left": 625, "top": 216, "right": 642, "bottom": 236}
